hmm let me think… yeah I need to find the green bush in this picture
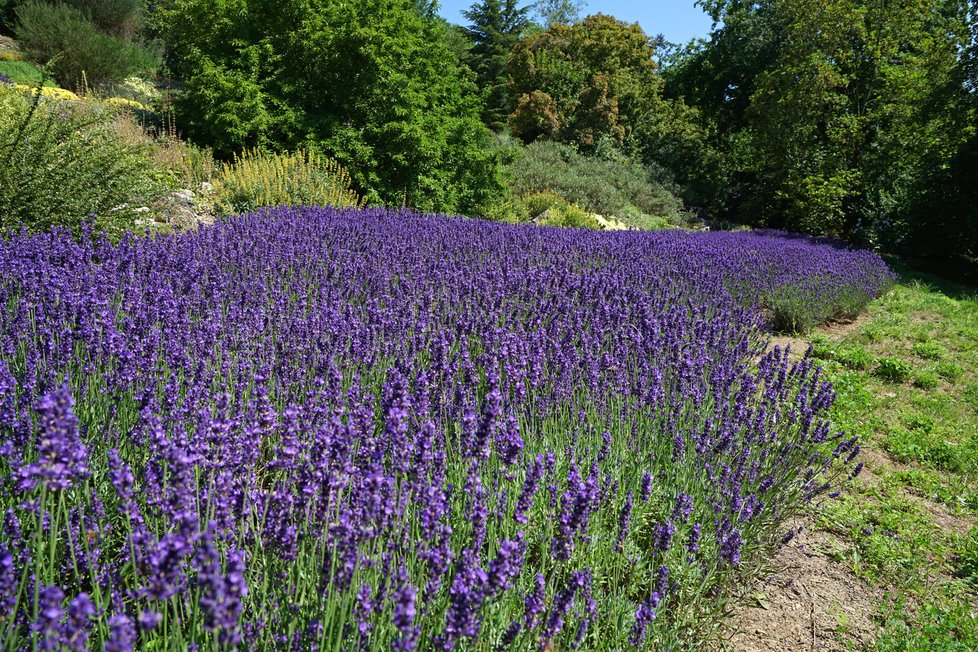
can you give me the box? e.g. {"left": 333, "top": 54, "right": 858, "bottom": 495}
{"left": 0, "top": 84, "right": 165, "bottom": 238}
{"left": 214, "top": 149, "right": 365, "bottom": 216}
{"left": 64, "top": 0, "right": 142, "bottom": 38}
{"left": 875, "top": 357, "right": 913, "bottom": 383}
{"left": 516, "top": 190, "right": 602, "bottom": 229}
{"left": 500, "top": 139, "right": 683, "bottom": 224}
{"left": 158, "top": 0, "right": 500, "bottom": 216}
{"left": 14, "top": 2, "right": 158, "bottom": 89}
{"left": 537, "top": 204, "right": 601, "bottom": 229}
{"left": 521, "top": 190, "right": 566, "bottom": 217}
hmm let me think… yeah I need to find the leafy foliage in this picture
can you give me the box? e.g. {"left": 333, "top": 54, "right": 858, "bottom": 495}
{"left": 461, "top": 0, "right": 530, "bottom": 131}
{"left": 158, "top": 0, "right": 502, "bottom": 216}
{"left": 214, "top": 149, "right": 365, "bottom": 216}
{"left": 500, "top": 139, "right": 683, "bottom": 223}
{"left": 667, "top": 0, "right": 976, "bottom": 259}
{"left": 508, "top": 14, "right": 662, "bottom": 150}
{"left": 14, "top": 1, "right": 159, "bottom": 89}
{"left": 0, "top": 84, "right": 165, "bottom": 238}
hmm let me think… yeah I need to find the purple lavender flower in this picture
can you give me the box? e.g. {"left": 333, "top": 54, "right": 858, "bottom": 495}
{"left": 629, "top": 591, "right": 661, "bottom": 648}
{"left": 105, "top": 613, "right": 137, "bottom": 652}
{"left": 720, "top": 529, "right": 744, "bottom": 565}
{"left": 392, "top": 573, "right": 419, "bottom": 652}
{"left": 615, "top": 491, "right": 634, "bottom": 552}
{"left": 651, "top": 519, "right": 676, "bottom": 552}
{"left": 18, "top": 387, "right": 89, "bottom": 491}
{"left": 640, "top": 471, "right": 653, "bottom": 502}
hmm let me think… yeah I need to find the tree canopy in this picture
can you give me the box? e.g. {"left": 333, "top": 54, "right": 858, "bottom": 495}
{"left": 158, "top": 0, "right": 501, "bottom": 215}
{"left": 667, "top": 0, "right": 976, "bottom": 259}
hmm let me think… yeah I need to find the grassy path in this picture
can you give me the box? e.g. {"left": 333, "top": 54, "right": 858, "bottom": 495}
{"left": 725, "top": 263, "right": 978, "bottom": 650}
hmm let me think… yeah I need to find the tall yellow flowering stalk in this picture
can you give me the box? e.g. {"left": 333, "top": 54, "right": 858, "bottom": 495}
{"left": 215, "top": 149, "right": 365, "bottom": 216}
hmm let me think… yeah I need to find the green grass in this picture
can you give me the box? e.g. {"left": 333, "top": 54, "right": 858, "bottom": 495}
{"left": 0, "top": 58, "right": 56, "bottom": 86}
{"left": 803, "top": 262, "right": 978, "bottom": 648}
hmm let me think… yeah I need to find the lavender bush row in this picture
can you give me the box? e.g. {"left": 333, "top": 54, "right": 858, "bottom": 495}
{"left": 0, "top": 207, "right": 888, "bottom": 650}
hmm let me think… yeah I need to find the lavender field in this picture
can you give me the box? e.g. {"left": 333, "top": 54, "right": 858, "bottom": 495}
{"left": 0, "top": 207, "right": 896, "bottom": 650}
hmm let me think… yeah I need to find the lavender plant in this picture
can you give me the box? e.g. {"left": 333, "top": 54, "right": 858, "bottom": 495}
{"left": 0, "top": 207, "right": 892, "bottom": 650}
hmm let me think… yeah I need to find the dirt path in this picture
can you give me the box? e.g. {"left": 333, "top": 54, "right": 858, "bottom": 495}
{"left": 725, "top": 306, "right": 976, "bottom": 651}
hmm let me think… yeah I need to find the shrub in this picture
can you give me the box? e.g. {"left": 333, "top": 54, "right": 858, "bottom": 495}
{"left": 536, "top": 201, "right": 601, "bottom": 229}
{"left": 14, "top": 1, "right": 158, "bottom": 89}
{"left": 875, "top": 357, "right": 913, "bottom": 383}
{"left": 0, "top": 84, "right": 165, "bottom": 238}
{"left": 481, "top": 192, "right": 531, "bottom": 223}
{"left": 63, "top": 0, "right": 142, "bottom": 38}
{"left": 214, "top": 148, "right": 365, "bottom": 216}
{"left": 500, "top": 139, "right": 684, "bottom": 224}
{"left": 521, "top": 190, "right": 566, "bottom": 217}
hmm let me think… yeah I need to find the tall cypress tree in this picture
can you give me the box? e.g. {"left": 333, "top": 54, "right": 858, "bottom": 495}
{"left": 462, "top": 0, "right": 530, "bottom": 131}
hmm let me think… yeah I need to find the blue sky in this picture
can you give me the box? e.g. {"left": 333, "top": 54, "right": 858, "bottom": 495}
{"left": 436, "top": 1, "right": 714, "bottom": 44}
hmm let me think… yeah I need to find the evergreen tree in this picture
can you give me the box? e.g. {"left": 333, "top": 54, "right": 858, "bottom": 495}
{"left": 462, "top": 0, "right": 531, "bottom": 131}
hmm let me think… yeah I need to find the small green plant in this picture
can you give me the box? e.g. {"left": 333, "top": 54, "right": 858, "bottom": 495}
{"left": 965, "top": 384, "right": 978, "bottom": 413}
{"left": 827, "top": 342, "right": 876, "bottom": 370}
{"left": 875, "top": 357, "right": 913, "bottom": 383}
{"left": 914, "top": 341, "right": 947, "bottom": 360}
{"left": 214, "top": 148, "right": 365, "bottom": 216}
{"left": 521, "top": 190, "right": 566, "bottom": 218}
{"left": 914, "top": 370, "right": 940, "bottom": 390}
{"left": 883, "top": 426, "right": 961, "bottom": 472}
{"left": 936, "top": 361, "right": 964, "bottom": 382}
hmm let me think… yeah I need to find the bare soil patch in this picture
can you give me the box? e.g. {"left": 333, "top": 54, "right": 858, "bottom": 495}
{"left": 722, "top": 526, "right": 882, "bottom": 651}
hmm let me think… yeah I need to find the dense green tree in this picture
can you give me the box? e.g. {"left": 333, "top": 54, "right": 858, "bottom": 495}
{"left": 903, "top": 0, "right": 978, "bottom": 264}
{"left": 668, "top": 0, "right": 975, "bottom": 249}
{"left": 462, "top": 0, "right": 531, "bottom": 130}
{"left": 508, "top": 14, "right": 663, "bottom": 149}
{"left": 157, "top": 0, "right": 501, "bottom": 215}
{"left": 507, "top": 14, "right": 716, "bottom": 207}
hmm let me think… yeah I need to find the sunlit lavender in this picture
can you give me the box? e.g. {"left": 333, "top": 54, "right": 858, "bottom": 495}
{"left": 0, "top": 207, "right": 893, "bottom": 649}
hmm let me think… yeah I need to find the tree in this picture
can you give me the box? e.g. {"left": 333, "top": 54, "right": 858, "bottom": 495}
{"left": 462, "top": 0, "right": 531, "bottom": 131}
{"left": 506, "top": 11, "right": 715, "bottom": 200}
{"left": 158, "top": 0, "right": 502, "bottom": 216}
{"left": 508, "top": 14, "right": 663, "bottom": 149}
{"left": 667, "top": 0, "right": 975, "bottom": 248}
{"left": 533, "top": 0, "right": 586, "bottom": 27}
